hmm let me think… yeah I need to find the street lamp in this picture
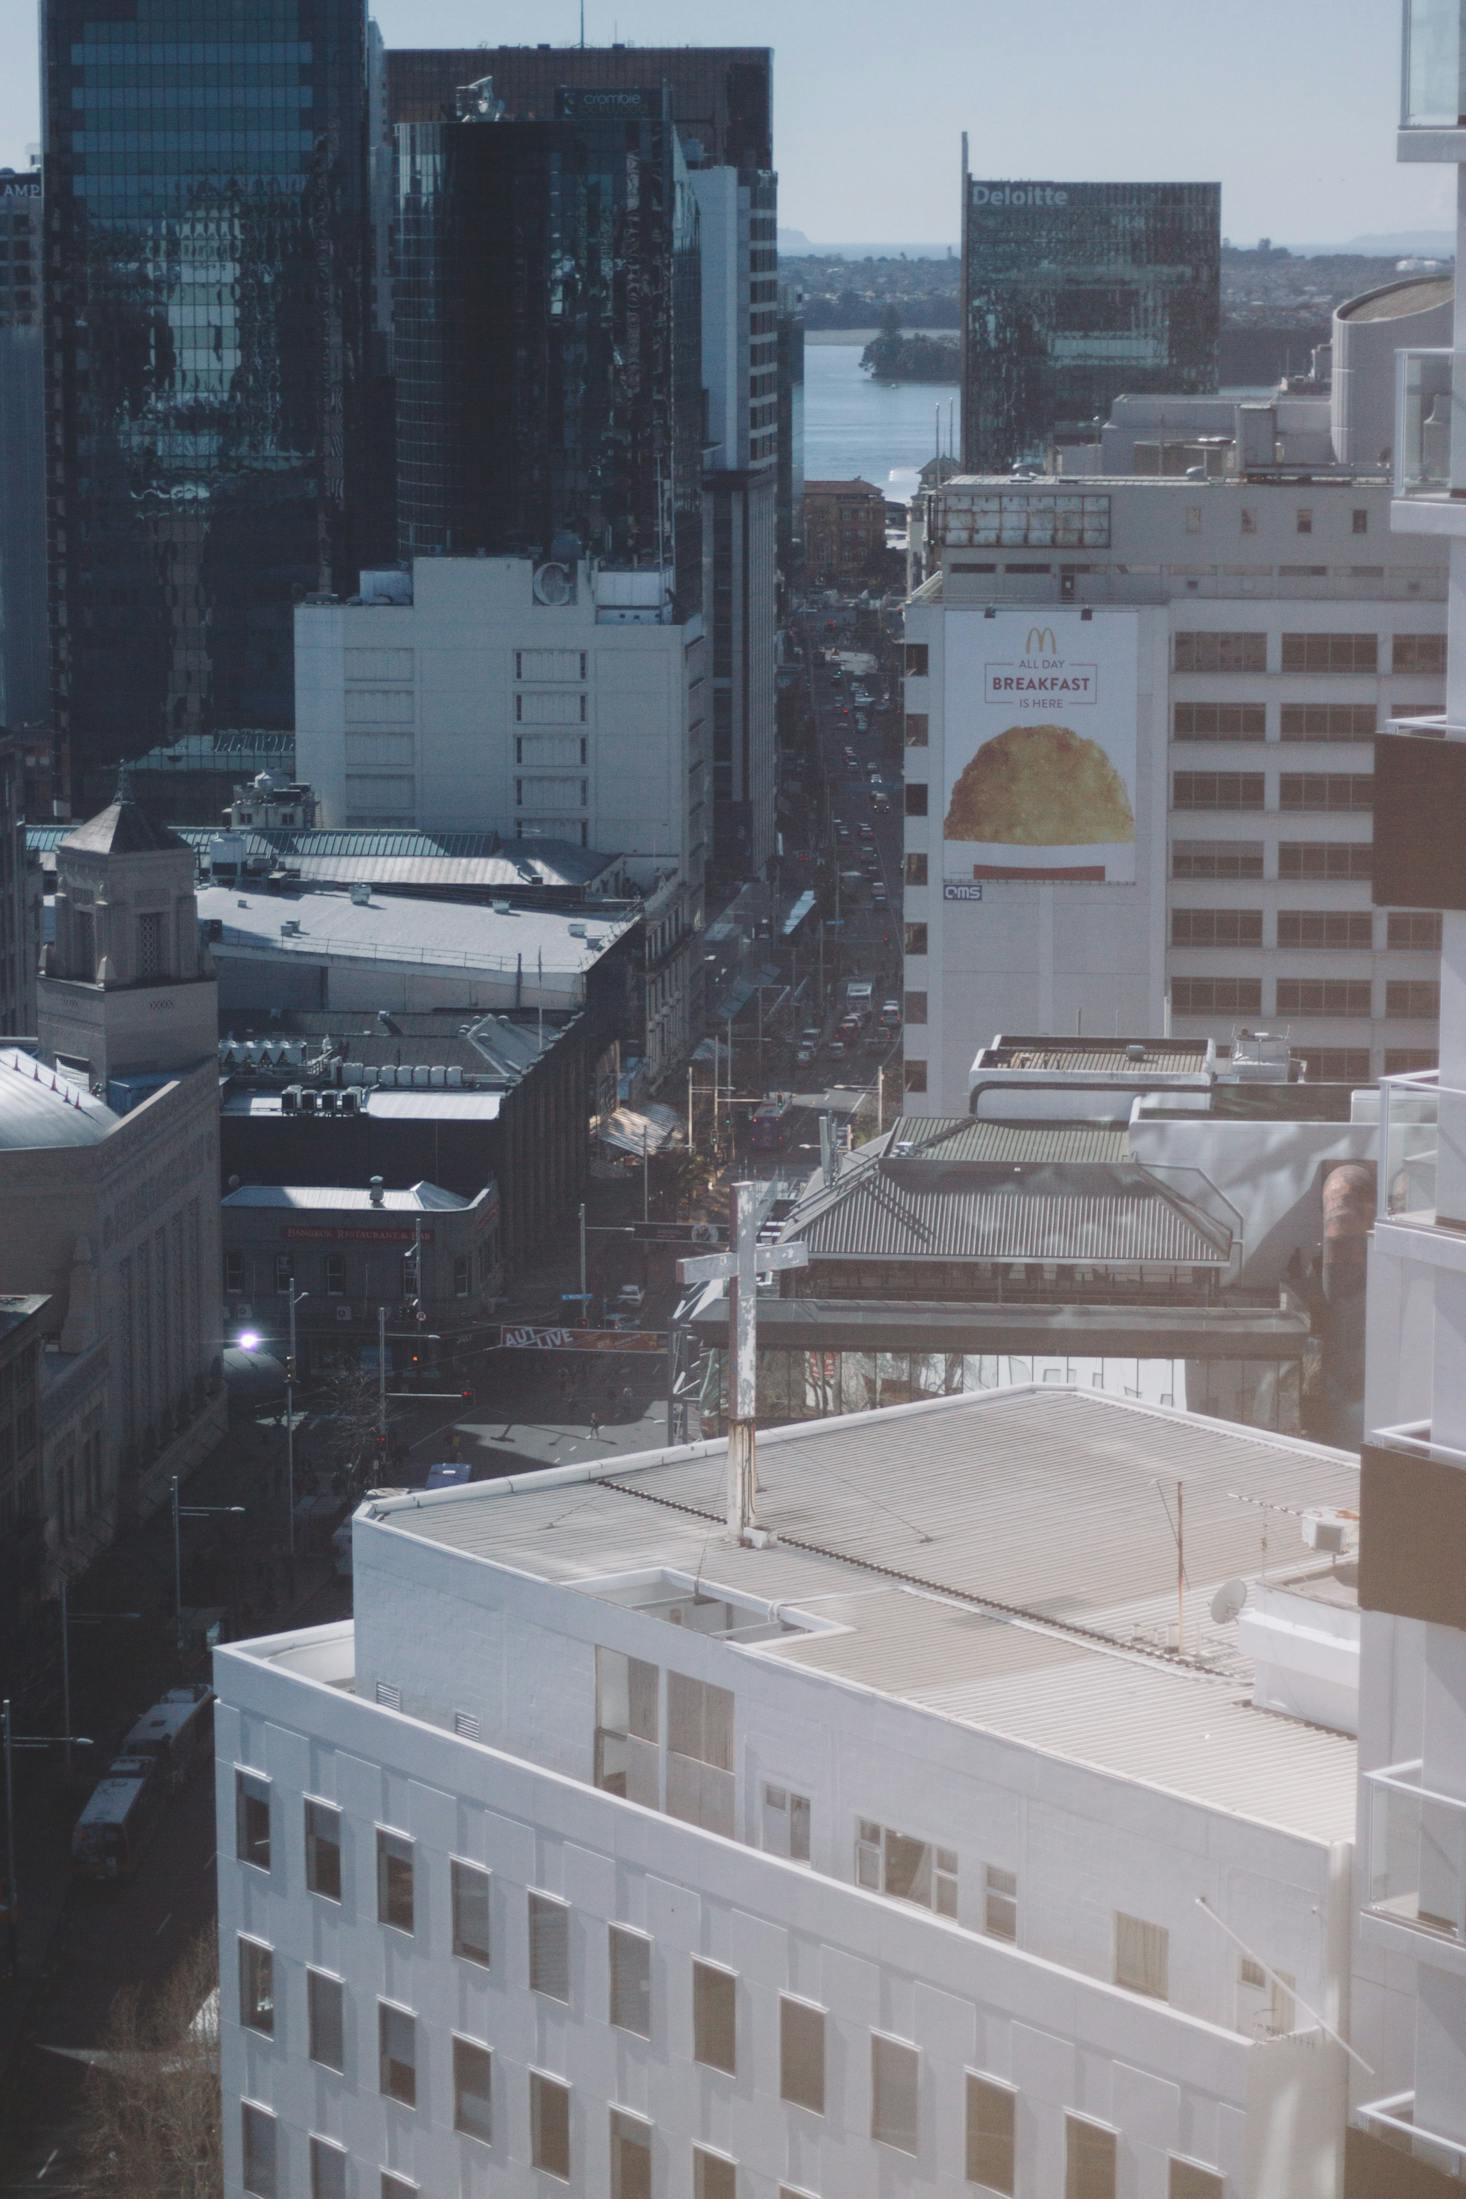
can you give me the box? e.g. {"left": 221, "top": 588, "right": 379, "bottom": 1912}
{"left": 170, "top": 1476, "right": 245, "bottom": 1656}
{"left": 1, "top": 1699, "right": 91, "bottom": 1977}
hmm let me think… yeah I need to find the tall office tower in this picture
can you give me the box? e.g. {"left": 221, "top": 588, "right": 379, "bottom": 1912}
{"left": 1348, "top": 9, "right": 1466, "bottom": 2188}
{"left": 394, "top": 87, "right": 704, "bottom": 620}
{"left": 776, "top": 275, "right": 807, "bottom": 591}
{"left": 389, "top": 46, "right": 779, "bottom": 881}
{"left": 0, "top": 735, "right": 37, "bottom": 1034}
{"left": 960, "top": 166, "right": 1221, "bottom": 473}
{"left": 41, "top": 0, "right": 372, "bottom": 811}
{"left": 0, "top": 167, "right": 47, "bottom": 734}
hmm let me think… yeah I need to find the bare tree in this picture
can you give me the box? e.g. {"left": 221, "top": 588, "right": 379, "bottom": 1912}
{"left": 311, "top": 1359, "right": 386, "bottom": 1489}
{"left": 77, "top": 1929, "right": 221, "bottom": 2198}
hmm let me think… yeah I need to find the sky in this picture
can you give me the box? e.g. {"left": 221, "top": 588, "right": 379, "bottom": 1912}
{"left": 5, "top": 0, "right": 1455, "bottom": 249}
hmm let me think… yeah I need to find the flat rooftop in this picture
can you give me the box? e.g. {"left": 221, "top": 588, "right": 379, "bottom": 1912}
{"left": 366, "top": 1386, "right": 1359, "bottom": 1844}
{"left": 196, "top": 884, "right": 633, "bottom": 979}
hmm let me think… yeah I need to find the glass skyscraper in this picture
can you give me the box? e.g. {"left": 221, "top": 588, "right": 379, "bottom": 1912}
{"left": 394, "top": 86, "right": 704, "bottom": 617}
{"left": 961, "top": 176, "right": 1221, "bottom": 473}
{"left": 42, "top": 0, "right": 371, "bottom": 807}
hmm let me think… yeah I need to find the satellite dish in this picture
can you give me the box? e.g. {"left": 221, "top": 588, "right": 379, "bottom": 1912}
{"left": 1210, "top": 1578, "right": 1248, "bottom": 1626}
{"left": 532, "top": 560, "right": 575, "bottom": 607}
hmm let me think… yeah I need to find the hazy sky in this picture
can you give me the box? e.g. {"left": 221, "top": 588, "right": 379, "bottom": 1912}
{"left": 5, "top": 0, "right": 1453, "bottom": 247}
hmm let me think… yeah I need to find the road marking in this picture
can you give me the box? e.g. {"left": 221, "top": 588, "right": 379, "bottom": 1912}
{"left": 154, "top": 1910, "right": 173, "bottom": 1937}
{"left": 38, "top": 2149, "right": 59, "bottom": 2180}
{"left": 198, "top": 1850, "right": 216, "bottom": 1880}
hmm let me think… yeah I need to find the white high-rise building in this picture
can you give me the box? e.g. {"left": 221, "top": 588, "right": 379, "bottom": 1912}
{"left": 1343, "top": 8, "right": 1466, "bottom": 2191}
{"left": 902, "top": 304, "right": 1452, "bottom": 1115}
{"left": 214, "top": 1386, "right": 1365, "bottom": 2199}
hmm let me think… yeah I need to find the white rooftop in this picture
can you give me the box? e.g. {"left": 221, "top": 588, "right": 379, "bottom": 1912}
{"left": 221, "top": 1181, "right": 474, "bottom": 1212}
{"left": 362, "top": 1386, "right": 1361, "bottom": 1846}
{"left": 197, "top": 883, "right": 633, "bottom": 980}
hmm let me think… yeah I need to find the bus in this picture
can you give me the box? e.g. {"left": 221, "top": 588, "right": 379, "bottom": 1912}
{"left": 750, "top": 1096, "right": 793, "bottom": 1152}
{"left": 120, "top": 1684, "right": 214, "bottom": 1795}
{"left": 71, "top": 1756, "right": 166, "bottom": 1881}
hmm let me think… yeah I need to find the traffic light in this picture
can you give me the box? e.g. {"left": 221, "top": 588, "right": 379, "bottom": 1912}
{"left": 459, "top": 1388, "right": 475, "bottom": 1403}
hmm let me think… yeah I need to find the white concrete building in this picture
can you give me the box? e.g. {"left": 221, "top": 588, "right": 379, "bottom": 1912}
{"left": 903, "top": 344, "right": 1450, "bottom": 1114}
{"left": 215, "top": 1385, "right": 1363, "bottom": 2199}
{"left": 295, "top": 556, "right": 707, "bottom": 899}
{"left": 1342, "top": 10, "right": 1466, "bottom": 2191}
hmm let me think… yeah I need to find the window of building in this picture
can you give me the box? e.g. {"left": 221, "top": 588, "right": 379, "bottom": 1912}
{"left": 594, "top": 1648, "right": 660, "bottom": 1808}
{"left": 1172, "top": 773, "right": 1265, "bottom": 811}
{"left": 1170, "top": 909, "right": 1263, "bottom": 947}
{"left": 307, "top": 1968, "right": 344, "bottom": 2073}
{"left": 376, "top": 1829, "right": 414, "bottom": 1934}
{"left": 531, "top": 2071, "right": 571, "bottom": 2180}
{"left": 1279, "top": 773, "right": 1373, "bottom": 811}
{"left": 1295, "top": 507, "right": 1313, "bottom": 534}
{"left": 905, "top": 643, "right": 929, "bottom": 676}
{"left": 1393, "top": 633, "right": 1447, "bottom": 675}
{"left": 691, "top": 2146, "right": 737, "bottom": 2199}
{"left": 692, "top": 1960, "right": 737, "bottom": 2074}
{"left": 855, "top": 1820, "right": 958, "bottom": 1916}
{"left": 273, "top": 1252, "right": 293, "bottom": 1295}
{"left": 1170, "top": 2160, "right": 1226, "bottom": 2199}
{"left": 1276, "top": 979, "right": 1374, "bottom": 1017}
{"left": 381, "top": 2177, "right": 417, "bottom": 2199}
{"left": 241, "top": 2103, "right": 278, "bottom": 2199}
{"left": 904, "top": 1060, "right": 928, "bottom": 1093}
{"left": 904, "top": 852, "right": 928, "bottom": 887}
{"left": 1066, "top": 2116, "right": 1118, "bottom": 2199}
{"left": 1386, "top": 980, "right": 1441, "bottom": 1019}
{"left": 762, "top": 1782, "right": 811, "bottom": 1861}
{"left": 871, "top": 2034, "right": 919, "bottom": 2155}
{"left": 904, "top": 922, "right": 928, "bottom": 956}
{"left": 1388, "top": 911, "right": 1444, "bottom": 950}
{"left": 1385, "top": 1048, "right": 1438, "bottom": 1074}
{"left": 236, "top": 1771, "right": 271, "bottom": 1871}
{"left": 1276, "top": 910, "right": 1373, "bottom": 949}
{"left": 1280, "top": 632, "right": 1377, "bottom": 674}
{"left": 904, "top": 991, "right": 929, "bottom": 1026}
{"left": 304, "top": 1799, "right": 341, "bottom": 1901}
{"left": 451, "top": 1254, "right": 469, "bottom": 1298}
{"left": 609, "top": 1924, "right": 652, "bottom": 2037}
{"left": 136, "top": 911, "right": 164, "bottom": 980}
{"left": 1302, "top": 1049, "right": 1372, "bottom": 1081}
{"left": 1352, "top": 509, "right": 1369, "bottom": 536}
{"left": 1236, "top": 1954, "right": 1296, "bottom": 2037}
{"left": 1240, "top": 509, "right": 1257, "bottom": 535}
{"left": 983, "top": 1864, "right": 1018, "bottom": 1941}
{"left": 1170, "top": 978, "right": 1263, "bottom": 1015}
{"left": 1280, "top": 703, "right": 1377, "bottom": 742}
{"left": 324, "top": 1253, "right": 345, "bottom": 1296}
{"left": 666, "top": 1674, "right": 734, "bottom": 1836}
{"left": 611, "top": 2110, "right": 653, "bottom": 2199}
{"left": 238, "top": 1938, "right": 274, "bottom": 2035}
{"left": 224, "top": 1250, "right": 245, "bottom": 1294}
{"left": 1279, "top": 841, "right": 1371, "bottom": 880}
{"left": 905, "top": 713, "right": 929, "bottom": 747}
{"left": 309, "top": 2137, "right": 348, "bottom": 2199}
{"left": 451, "top": 1859, "right": 490, "bottom": 1966}
{"left": 966, "top": 2073, "right": 1017, "bottom": 2193}
{"left": 378, "top": 2002, "right": 416, "bottom": 2108}
{"left": 453, "top": 2036, "right": 492, "bottom": 2145}
{"left": 780, "top": 1995, "right": 826, "bottom": 2114}
{"left": 1114, "top": 1913, "right": 1170, "bottom": 1998}
{"left": 1185, "top": 505, "right": 1202, "bottom": 534}
{"left": 529, "top": 1891, "right": 571, "bottom": 2000}
{"left": 1173, "top": 702, "right": 1266, "bottom": 742}
{"left": 1173, "top": 632, "right": 1267, "bottom": 673}
{"left": 1170, "top": 840, "right": 1265, "bottom": 880}
{"left": 904, "top": 783, "right": 929, "bottom": 817}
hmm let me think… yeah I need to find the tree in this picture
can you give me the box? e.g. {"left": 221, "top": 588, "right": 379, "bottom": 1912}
{"left": 313, "top": 1358, "right": 387, "bottom": 1487}
{"left": 77, "top": 1930, "right": 221, "bottom": 2197}
{"left": 878, "top": 301, "right": 903, "bottom": 337}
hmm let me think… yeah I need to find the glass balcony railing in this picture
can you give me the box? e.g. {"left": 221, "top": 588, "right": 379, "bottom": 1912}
{"left": 1379, "top": 1069, "right": 1440, "bottom": 1225}
{"left": 1358, "top": 2092, "right": 1466, "bottom": 2179}
{"left": 1366, "top": 1757, "right": 1466, "bottom": 1948}
{"left": 1404, "top": 0, "right": 1466, "bottom": 128}
{"left": 1396, "top": 350, "right": 1466, "bottom": 500}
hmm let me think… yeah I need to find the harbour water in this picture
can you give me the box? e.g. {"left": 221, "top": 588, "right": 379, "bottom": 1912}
{"left": 802, "top": 336, "right": 958, "bottom": 504}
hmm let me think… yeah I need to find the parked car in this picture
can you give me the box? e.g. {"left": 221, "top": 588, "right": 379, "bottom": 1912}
{"left": 800, "top": 1026, "right": 821, "bottom": 1048}
{"left": 616, "top": 1284, "right": 645, "bottom": 1314}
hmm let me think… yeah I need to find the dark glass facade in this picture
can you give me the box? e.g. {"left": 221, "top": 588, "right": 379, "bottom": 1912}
{"left": 394, "top": 91, "right": 703, "bottom": 614}
{"left": 961, "top": 179, "right": 1221, "bottom": 473}
{"left": 42, "top": 0, "right": 371, "bottom": 807}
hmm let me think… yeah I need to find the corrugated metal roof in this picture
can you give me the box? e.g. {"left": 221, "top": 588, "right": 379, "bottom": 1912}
{"left": 981, "top": 1039, "right": 1208, "bottom": 1073}
{"left": 882, "top": 1116, "right": 1133, "bottom": 1165}
{"left": 0, "top": 1050, "right": 119, "bottom": 1148}
{"left": 792, "top": 1161, "right": 1229, "bottom": 1267}
{"left": 373, "top": 1388, "right": 1359, "bottom": 1841}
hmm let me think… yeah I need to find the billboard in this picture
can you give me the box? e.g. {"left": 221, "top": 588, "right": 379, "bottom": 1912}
{"left": 942, "top": 610, "right": 1139, "bottom": 887}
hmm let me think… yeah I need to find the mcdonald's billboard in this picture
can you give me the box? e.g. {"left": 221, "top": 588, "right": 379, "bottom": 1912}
{"left": 942, "top": 608, "right": 1139, "bottom": 885}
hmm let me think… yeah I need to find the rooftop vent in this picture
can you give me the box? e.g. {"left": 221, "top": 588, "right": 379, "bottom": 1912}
{"left": 279, "top": 918, "right": 302, "bottom": 938}
{"left": 568, "top": 922, "right": 587, "bottom": 938}
{"left": 350, "top": 881, "right": 373, "bottom": 907}
{"left": 369, "top": 1176, "right": 385, "bottom": 1207}
{"left": 1125, "top": 1042, "right": 1146, "bottom": 1062}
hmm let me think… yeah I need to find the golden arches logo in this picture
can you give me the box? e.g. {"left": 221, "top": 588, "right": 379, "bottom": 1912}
{"left": 1026, "top": 626, "right": 1058, "bottom": 656}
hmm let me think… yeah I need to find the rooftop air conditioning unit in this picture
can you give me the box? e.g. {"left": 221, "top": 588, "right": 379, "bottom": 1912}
{"left": 350, "top": 882, "right": 373, "bottom": 906}
{"left": 299, "top": 1089, "right": 320, "bottom": 1114}
{"left": 281, "top": 1087, "right": 301, "bottom": 1115}
{"left": 568, "top": 922, "right": 587, "bottom": 938}
{"left": 532, "top": 560, "right": 576, "bottom": 607}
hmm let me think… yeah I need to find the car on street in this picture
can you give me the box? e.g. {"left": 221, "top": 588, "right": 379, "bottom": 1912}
{"left": 835, "top": 822, "right": 851, "bottom": 841}
{"left": 616, "top": 1284, "right": 645, "bottom": 1314}
{"left": 855, "top": 713, "right": 869, "bottom": 733}
{"left": 858, "top": 822, "right": 874, "bottom": 840}
{"left": 872, "top": 884, "right": 888, "bottom": 907}
{"left": 872, "top": 792, "right": 891, "bottom": 813}
{"left": 796, "top": 1041, "right": 816, "bottom": 1066}
{"left": 881, "top": 999, "right": 902, "bottom": 1028}
{"left": 826, "top": 1037, "right": 848, "bottom": 1060}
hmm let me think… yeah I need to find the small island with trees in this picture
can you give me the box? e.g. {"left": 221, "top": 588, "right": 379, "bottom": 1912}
{"left": 859, "top": 305, "right": 960, "bottom": 383}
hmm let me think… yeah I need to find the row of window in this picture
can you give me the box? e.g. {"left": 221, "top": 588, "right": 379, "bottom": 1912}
{"left": 1171, "top": 909, "right": 1442, "bottom": 951}
{"left": 1171, "top": 840, "right": 1376, "bottom": 880}
{"left": 223, "top": 1248, "right": 491, "bottom": 1300}
{"left": 1173, "top": 631, "right": 1444, "bottom": 675}
{"left": 1175, "top": 701, "right": 1437, "bottom": 742}
{"left": 1172, "top": 771, "right": 1375, "bottom": 811}
{"left": 1170, "top": 977, "right": 1441, "bottom": 1019}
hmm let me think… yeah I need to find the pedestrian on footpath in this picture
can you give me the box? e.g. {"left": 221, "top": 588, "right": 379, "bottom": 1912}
{"left": 589, "top": 1408, "right": 602, "bottom": 1440}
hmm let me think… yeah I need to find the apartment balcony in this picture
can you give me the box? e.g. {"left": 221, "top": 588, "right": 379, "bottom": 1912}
{"left": 1355, "top": 2094, "right": 1466, "bottom": 2182}
{"left": 1393, "top": 351, "right": 1466, "bottom": 531}
{"left": 1365, "top": 1757, "right": 1466, "bottom": 1959}
{"left": 1400, "top": 0, "right": 1466, "bottom": 157}
{"left": 1379, "top": 1070, "right": 1444, "bottom": 1229}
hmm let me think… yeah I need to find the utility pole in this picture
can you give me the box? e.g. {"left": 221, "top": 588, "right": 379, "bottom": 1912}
{"left": 285, "top": 1285, "right": 309, "bottom": 1560}
{"left": 642, "top": 1126, "right": 650, "bottom": 1221}
{"left": 686, "top": 1065, "right": 695, "bottom": 1153}
{"left": 377, "top": 1305, "right": 388, "bottom": 1456}
{"left": 578, "top": 1202, "right": 588, "bottom": 1325}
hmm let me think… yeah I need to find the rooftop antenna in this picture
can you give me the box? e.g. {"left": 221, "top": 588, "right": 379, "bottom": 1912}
{"left": 579, "top": 0, "right": 586, "bottom": 45}
{"left": 115, "top": 758, "right": 133, "bottom": 804}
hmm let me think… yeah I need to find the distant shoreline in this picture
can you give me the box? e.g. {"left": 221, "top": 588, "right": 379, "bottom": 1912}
{"left": 805, "top": 327, "right": 953, "bottom": 347}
